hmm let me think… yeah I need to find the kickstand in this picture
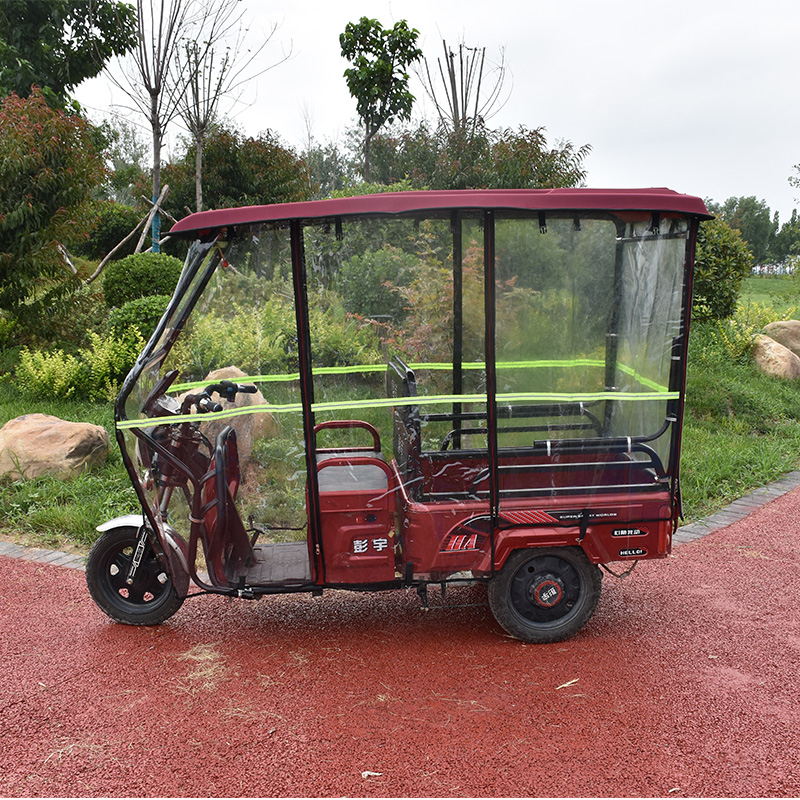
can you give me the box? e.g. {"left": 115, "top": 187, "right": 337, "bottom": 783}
{"left": 416, "top": 584, "right": 429, "bottom": 612}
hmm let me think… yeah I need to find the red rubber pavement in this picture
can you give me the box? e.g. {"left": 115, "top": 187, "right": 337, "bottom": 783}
{"left": 1, "top": 491, "right": 799, "bottom": 798}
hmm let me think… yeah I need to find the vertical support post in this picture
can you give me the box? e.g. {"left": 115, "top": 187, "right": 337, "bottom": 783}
{"left": 484, "top": 211, "right": 499, "bottom": 571}
{"left": 452, "top": 211, "right": 463, "bottom": 450}
{"left": 290, "top": 219, "right": 324, "bottom": 582}
{"left": 603, "top": 219, "right": 627, "bottom": 435}
{"left": 668, "top": 218, "right": 701, "bottom": 515}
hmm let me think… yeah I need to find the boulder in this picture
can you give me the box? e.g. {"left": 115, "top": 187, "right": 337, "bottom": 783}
{"left": 763, "top": 320, "right": 800, "bottom": 358}
{"left": 751, "top": 334, "right": 800, "bottom": 381}
{"left": 0, "top": 414, "right": 109, "bottom": 480}
{"left": 198, "top": 366, "right": 279, "bottom": 462}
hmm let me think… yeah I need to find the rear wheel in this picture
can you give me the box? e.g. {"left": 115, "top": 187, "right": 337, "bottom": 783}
{"left": 86, "top": 527, "right": 185, "bottom": 625}
{"left": 488, "top": 547, "right": 602, "bottom": 643}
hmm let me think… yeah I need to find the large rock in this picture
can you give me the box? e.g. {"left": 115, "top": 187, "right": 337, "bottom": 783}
{"left": 751, "top": 334, "right": 800, "bottom": 380}
{"left": 763, "top": 320, "right": 800, "bottom": 358}
{"left": 0, "top": 414, "right": 109, "bottom": 480}
{"left": 198, "top": 366, "right": 279, "bottom": 462}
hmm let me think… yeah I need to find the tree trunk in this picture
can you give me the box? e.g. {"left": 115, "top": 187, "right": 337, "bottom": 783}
{"left": 195, "top": 129, "right": 204, "bottom": 212}
{"left": 151, "top": 92, "right": 162, "bottom": 252}
{"left": 363, "top": 127, "right": 372, "bottom": 182}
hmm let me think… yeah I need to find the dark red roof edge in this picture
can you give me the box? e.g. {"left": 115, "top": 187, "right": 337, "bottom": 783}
{"left": 169, "top": 188, "right": 712, "bottom": 237}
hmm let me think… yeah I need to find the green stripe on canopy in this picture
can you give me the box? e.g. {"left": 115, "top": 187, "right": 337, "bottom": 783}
{"left": 116, "top": 388, "right": 679, "bottom": 430}
{"left": 171, "top": 359, "right": 670, "bottom": 394}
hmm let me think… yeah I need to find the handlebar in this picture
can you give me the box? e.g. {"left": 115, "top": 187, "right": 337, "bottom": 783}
{"left": 179, "top": 380, "right": 258, "bottom": 415}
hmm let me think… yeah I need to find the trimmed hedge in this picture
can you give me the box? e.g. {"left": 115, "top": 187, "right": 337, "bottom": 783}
{"left": 108, "top": 295, "right": 171, "bottom": 340}
{"left": 102, "top": 252, "right": 182, "bottom": 308}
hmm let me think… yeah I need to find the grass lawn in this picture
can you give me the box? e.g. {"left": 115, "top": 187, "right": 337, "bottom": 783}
{"left": 740, "top": 275, "right": 800, "bottom": 318}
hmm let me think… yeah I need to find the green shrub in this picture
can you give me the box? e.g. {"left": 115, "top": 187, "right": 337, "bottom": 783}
{"left": 693, "top": 217, "right": 753, "bottom": 320}
{"left": 339, "top": 246, "right": 417, "bottom": 320}
{"left": 102, "top": 251, "right": 183, "bottom": 308}
{"left": 82, "top": 329, "right": 144, "bottom": 401}
{"left": 108, "top": 294, "right": 171, "bottom": 340}
{"left": 16, "top": 347, "right": 87, "bottom": 399}
{"left": 0, "top": 311, "right": 15, "bottom": 347}
{"left": 40, "top": 284, "right": 108, "bottom": 350}
{"left": 15, "top": 329, "right": 143, "bottom": 402}
{"left": 77, "top": 200, "right": 141, "bottom": 261}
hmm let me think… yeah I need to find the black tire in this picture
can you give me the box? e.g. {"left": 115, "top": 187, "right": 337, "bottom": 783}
{"left": 488, "top": 547, "right": 602, "bottom": 643}
{"left": 86, "top": 527, "right": 185, "bottom": 625}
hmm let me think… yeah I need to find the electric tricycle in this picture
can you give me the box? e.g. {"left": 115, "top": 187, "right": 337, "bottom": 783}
{"left": 86, "top": 188, "right": 711, "bottom": 643}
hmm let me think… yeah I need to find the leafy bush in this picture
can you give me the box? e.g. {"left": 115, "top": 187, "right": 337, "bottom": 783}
{"left": 102, "top": 251, "right": 182, "bottom": 308}
{"left": 77, "top": 200, "right": 141, "bottom": 261}
{"left": 15, "top": 329, "right": 143, "bottom": 402}
{"left": 167, "top": 281, "right": 383, "bottom": 379}
{"left": 0, "top": 89, "right": 105, "bottom": 323}
{"left": 703, "top": 300, "right": 797, "bottom": 362}
{"left": 693, "top": 217, "right": 753, "bottom": 320}
{"left": 339, "top": 246, "right": 417, "bottom": 319}
{"left": 0, "top": 311, "right": 15, "bottom": 347}
{"left": 38, "top": 284, "right": 107, "bottom": 350}
{"left": 16, "top": 347, "right": 86, "bottom": 399}
{"left": 82, "top": 329, "right": 144, "bottom": 401}
{"left": 108, "top": 294, "right": 170, "bottom": 340}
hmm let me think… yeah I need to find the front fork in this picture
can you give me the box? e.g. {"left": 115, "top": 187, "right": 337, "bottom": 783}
{"left": 126, "top": 525, "right": 151, "bottom": 585}
{"left": 124, "top": 484, "right": 175, "bottom": 585}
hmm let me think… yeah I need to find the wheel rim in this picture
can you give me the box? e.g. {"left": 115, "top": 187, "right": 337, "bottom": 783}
{"left": 508, "top": 554, "right": 584, "bottom": 626}
{"left": 97, "top": 539, "right": 175, "bottom": 613}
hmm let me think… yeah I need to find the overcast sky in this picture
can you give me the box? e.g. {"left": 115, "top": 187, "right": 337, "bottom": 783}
{"left": 75, "top": 0, "right": 800, "bottom": 223}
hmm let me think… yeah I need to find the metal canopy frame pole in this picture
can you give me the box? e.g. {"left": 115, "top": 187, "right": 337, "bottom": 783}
{"left": 290, "top": 219, "right": 324, "bottom": 583}
{"left": 452, "top": 211, "right": 464, "bottom": 450}
{"left": 603, "top": 218, "right": 628, "bottom": 435}
{"left": 483, "top": 211, "right": 499, "bottom": 571}
{"left": 668, "top": 217, "right": 702, "bottom": 513}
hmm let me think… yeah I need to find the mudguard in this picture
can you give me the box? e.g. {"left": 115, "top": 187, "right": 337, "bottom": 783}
{"left": 96, "top": 515, "right": 191, "bottom": 597}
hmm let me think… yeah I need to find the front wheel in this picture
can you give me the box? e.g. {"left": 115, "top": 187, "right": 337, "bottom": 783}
{"left": 86, "top": 527, "right": 185, "bottom": 625}
{"left": 488, "top": 547, "right": 602, "bottom": 643}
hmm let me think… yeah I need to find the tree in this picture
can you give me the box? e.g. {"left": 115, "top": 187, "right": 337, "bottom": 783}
{"left": 161, "top": 124, "right": 312, "bottom": 215}
{"left": 0, "top": 0, "right": 136, "bottom": 107}
{"left": 339, "top": 17, "right": 422, "bottom": 181}
{"left": 419, "top": 39, "right": 510, "bottom": 138}
{"left": 102, "top": 116, "right": 149, "bottom": 205}
{"left": 114, "top": 0, "right": 249, "bottom": 246}
{"left": 705, "top": 196, "right": 775, "bottom": 265}
{"left": 0, "top": 89, "right": 106, "bottom": 322}
{"left": 771, "top": 209, "right": 800, "bottom": 263}
{"left": 367, "top": 120, "right": 590, "bottom": 191}
{"left": 692, "top": 217, "right": 753, "bottom": 321}
{"left": 303, "top": 137, "right": 356, "bottom": 199}
{"left": 176, "top": 3, "right": 290, "bottom": 211}
{"left": 112, "top": 0, "right": 197, "bottom": 251}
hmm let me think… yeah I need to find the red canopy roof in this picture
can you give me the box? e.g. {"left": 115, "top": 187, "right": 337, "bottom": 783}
{"left": 169, "top": 188, "right": 711, "bottom": 238}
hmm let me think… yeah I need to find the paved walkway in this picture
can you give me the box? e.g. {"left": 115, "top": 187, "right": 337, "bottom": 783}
{"left": 3, "top": 475, "right": 800, "bottom": 796}
{"left": 4, "top": 470, "right": 800, "bottom": 570}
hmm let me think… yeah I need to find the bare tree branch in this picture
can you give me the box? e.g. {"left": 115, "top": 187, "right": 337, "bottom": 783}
{"left": 175, "top": 4, "right": 292, "bottom": 211}
{"left": 418, "top": 38, "right": 511, "bottom": 136}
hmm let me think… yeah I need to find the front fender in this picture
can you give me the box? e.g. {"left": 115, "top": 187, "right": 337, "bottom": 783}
{"left": 96, "top": 514, "right": 147, "bottom": 533}
{"left": 96, "top": 515, "right": 191, "bottom": 595}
